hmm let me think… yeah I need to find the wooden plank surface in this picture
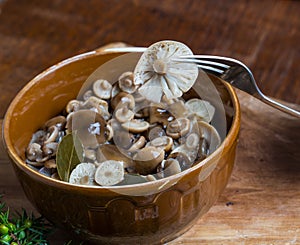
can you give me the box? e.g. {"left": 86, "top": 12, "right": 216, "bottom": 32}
{"left": 1, "top": 90, "right": 299, "bottom": 244}
{"left": 0, "top": 0, "right": 300, "bottom": 244}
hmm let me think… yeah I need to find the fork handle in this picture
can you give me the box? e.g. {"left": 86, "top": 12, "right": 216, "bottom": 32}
{"left": 257, "top": 94, "right": 300, "bottom": 118}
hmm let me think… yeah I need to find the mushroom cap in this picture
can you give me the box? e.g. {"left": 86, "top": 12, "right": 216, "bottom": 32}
{"left": 114, "top": 107, "right": 135, "bottom": 123}
{"left": 147, "top": 125, "right": 166, "bottom": 141}
{"left": 69, "top": 162, "right": 96, "bottom": 186}
{"left": 185, "top": 98, "right": 215, "bottom": 123}
{"left": 134, "top": 40, "right": 198, "bottom": 103}
{"left": 93, "top": 79, "right": 112, "bottom": 99}
{"left": 148, "top": 136, "right": 173, "bottom": 152}
{"left": 197, "top": 121, "right": 221, "bottom": 154}
{"left": 157, "top": 158, "right": 181, "bottom": 178}
{"left": 166, "top": 118, "right": 190, "bottom": 139}
{"left": 66, "top": 109, "right": 107, "bottom": 148}
{"left": 44, "top": 115, "right": 66, "bottom": 130}
{"left": 118, "top": 71, "right": 138, "bottom": 94}
{"left": 121, "top": 119, "right": 150, "bottom": 133}
{"left": 111, "top": 92, "right": 135, "bottom": 110}
{"left": 94, "top": 160, "right": 124, "bottom": 186}
{"left": 133, "top": 146, "right": 165, "bottom": 175}
{"left": 96, "top": 144, "right": 134, "bottom": 169}
{"left": 82, "top": 96, "right": 110, "bottom": 120}
{"left": 128, "top": 136, "right": 146, "bottom": 152}
{"left": 66, "top": 100, "right": 82, "bottom": 114}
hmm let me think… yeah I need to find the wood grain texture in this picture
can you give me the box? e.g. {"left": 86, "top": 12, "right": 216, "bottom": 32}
{"left": 1, "top": 90, "right": 299, "bottom": 244}
{"left": 0, "top": 0, "right": 299, "bottom": 118}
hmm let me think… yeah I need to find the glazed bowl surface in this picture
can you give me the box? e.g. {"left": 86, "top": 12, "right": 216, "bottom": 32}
{"left": 3, "top": 48, "right": 240, "bottom": 244}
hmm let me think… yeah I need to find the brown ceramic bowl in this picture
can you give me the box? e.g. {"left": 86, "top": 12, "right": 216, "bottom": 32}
{"left": 3, "top": 47, "right": 240, "bottom": 244}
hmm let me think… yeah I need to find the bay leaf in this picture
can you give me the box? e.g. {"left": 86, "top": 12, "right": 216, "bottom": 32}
{"left": 56, "top": 132, "right": 84, "bottom": 182}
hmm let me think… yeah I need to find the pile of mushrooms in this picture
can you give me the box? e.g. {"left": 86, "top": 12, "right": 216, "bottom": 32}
{"left": 25, "top": 40, "right": 221, "bottom": 186}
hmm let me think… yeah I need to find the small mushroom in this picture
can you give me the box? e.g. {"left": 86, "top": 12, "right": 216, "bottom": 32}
{"left": 84, "top": 148, "right": 97, "bottom": 162}
{"left": 111, "top": 92, "right": 135, "bottom": 110}
{"left": 197, "top": 121, "right": 221, "bottom": 154}
{"left": 147, "top": 125, "right": 166, "bottom": 141}
{"left": 42, "top": 142, "right": 58, "bottom": 156}
{"left": 149, "top": 106, "right": 173, "bottom": 127}
{"left": 26, "top": 143, "right": 43, "bottom": 162}
{"left": 69, "top": 163, "right": 96, "bottom": 186}
{"left": 157, "top": 158, "right": 181, "bottom": 178}
{"left": 83, "top": 89, "right": 94, "bottom": 101}
{"left": 83, "top": 96, "right": 110, "bottom": 120}
{"left": 44, "top": 159, "right": 57, "bottom": 169}
{"left": 96, "top": 144, "right": 134, "bottom": 169}
{"left": 66, "top": 110, "right": 107, "bottom": 148}
{"left": 167, "top": 100, "right": 189, "bottom": 119}
{"left": 168, "top": 151, "right": 193, "bottom": 171}
{"left": 44, "top": 115, "right": 66, "bottom": 130}
{"left": 112, "top": 130, "right": 135, "bottom": 150}
{"left": 94, "top": 160, "right": 124, "bottom": 186}
{"left": 93, "top": 79, "right": 112, "bottom": 99}
{"left": 105, "top": 124, "right": 114, "bottom": 141}
{"left": 185, "top": 133, "right": 200, "bottom": 150}
{"left": 111, "top": 83, "right": 121, "bottom": 98}
{"left": 121, "top": 119, "right": 150, "bottom": 133}
{"left": 114, "top": 107, "right": 134, "bottom": 123}
{"left": 185, "top": 98, "right": 215, "bottom": 123}
{"left": 166, "top": 118, "right": 190, "bottom": 139}
{"left": 44, "top": 125, "right": 59, "bottom": 144}
{"left": 118, "top": 71, "right": 138, "bottom": 94}
{"left": 134, "top": 40, "right": 198, "bottom": 103}
{"left": 128, "top": 136, "right": 146, "bottom": 152}
{"left": 147, "top": 136, "right": 173, "bottom": 152}
{"left": 66, "top": 100, "right": 82, "bottom": 114}
{"left": 29, "top": 130, "right": 46, "bottom": 145}
{"left": 133, "top": 146, "right": 165, "bottom": 175}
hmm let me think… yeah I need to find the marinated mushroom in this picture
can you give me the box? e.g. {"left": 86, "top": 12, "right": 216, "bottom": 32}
{"left": 82, "top": 96, "right": 110, "bottom": 120}
{"left": 114, "top": 107, "right": 134, "bottom": 123}
{"left": 111, "top": 92, "right": 135, "bottom": 110}
{"left": 66, "top": 110, "right": 107, "bottom": 148}
{"left": 42, "top": 142, "right": 58, "bottom": 156}
{"left": 69, "top": 162, "right": 96, "bottom": 185}
{"left": 82, "top": 89, "right": 93, "bottom": 101}
{"left": 149, "top": 106, "right": 173, "bottom": 127}
{"left": 197, "top": 121, "right": 221, "bottom": 154}
{"left": 118, "top": 71, "right": 138, "bottom": 94}
{"left": 128, "top": 136, "right": 146, "bottom": 152}
{"left": 94, "top": 160, "right": 124, "bottom": 186}
{"left": 166, "top": 118, "right": 190, "bottom": 139}
{"left": 44, "top": 115, "right": 66, "bottom": 130}
{"left": 96, "top": 144, "right": 134, "bottom": 169}
{"left": 147, "top": 136, "right": 173, "bottom": 152}
{"left": 121, "top": 119, "right": 150, "bottom": 133}
{"left": 66, "top": 100, "right": 82, "bottom": 113}
{"left": 147, "top": 125, "right": 166, "bottom": 141}
{"left": 133, "top": 146, "right": 165, "bottom": 175}
{"left": 93, "top": 79, "right": 112, "bottom": 99}
{"left": 185, "top": 98, "right": 215, "bottom": 123}
{"left": 26, "top": 143, "right": 43, "bottom": 162}
{"left": 157, "top": 158, "right": 181, "bottom": 178}
{"left": 134, "top": 40, "right": 198, "bottom": 103}
{"left": 44, "top": 125, "right": 59, "bottom": 144}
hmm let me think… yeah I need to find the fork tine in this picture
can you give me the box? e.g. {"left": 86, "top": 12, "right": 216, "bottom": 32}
{"left": 172, "top": 58, "right": 228, "bottom": 74}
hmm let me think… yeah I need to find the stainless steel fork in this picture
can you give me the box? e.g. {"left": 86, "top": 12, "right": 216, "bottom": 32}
{"left": 103, "top": 47, "right": 300, "bottom": 118}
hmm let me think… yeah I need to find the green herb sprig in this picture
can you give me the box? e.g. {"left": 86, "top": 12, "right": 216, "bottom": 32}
{"left": 0, "top": 196, "right": 52, "bottom": 245}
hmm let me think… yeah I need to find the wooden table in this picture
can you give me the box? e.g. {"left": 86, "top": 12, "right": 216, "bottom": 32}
{"left": 0, "top": 1, "right": 299, "bottom": 244}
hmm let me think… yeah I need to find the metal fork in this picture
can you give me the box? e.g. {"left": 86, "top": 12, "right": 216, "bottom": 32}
{"left": 103, "top": 47, "right": 300, "bottom": 118}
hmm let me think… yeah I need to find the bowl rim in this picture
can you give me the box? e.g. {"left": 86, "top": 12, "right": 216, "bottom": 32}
{"left": 2, "top": 49, "right": 241, "bottom": 192}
